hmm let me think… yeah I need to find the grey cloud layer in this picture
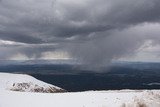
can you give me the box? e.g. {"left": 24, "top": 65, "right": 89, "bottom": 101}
{"left": 1, "top": 0, "right": 160, "bottom": 42}
{"left": 0, "top": 0, "right": 160, "bottom": 66}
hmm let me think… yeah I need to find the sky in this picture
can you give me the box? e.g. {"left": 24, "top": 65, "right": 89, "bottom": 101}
{"left": 0, "top": 0, "right": 160, "bottom": 66}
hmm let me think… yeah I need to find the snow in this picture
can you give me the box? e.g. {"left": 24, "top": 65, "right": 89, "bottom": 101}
{"left": 0, "top": 73, "right": 160, "bottom": 107}
{"left": 0, "top": 73, "right": 65, "bottom": 92}
{"left": 0, "top": 90, "right": 160, "bottom": 107}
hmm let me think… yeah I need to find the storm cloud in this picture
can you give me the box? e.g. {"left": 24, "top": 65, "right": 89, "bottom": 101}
{"left": 0, "top": 0, "right": 160, "bottom": 68}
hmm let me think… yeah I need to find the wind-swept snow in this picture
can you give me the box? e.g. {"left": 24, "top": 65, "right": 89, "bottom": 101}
{"left": 0, "top": 73, "right": 65, "bottom": 92}
{"left": 0, "top": 73, "right": 160, "bottom": 107}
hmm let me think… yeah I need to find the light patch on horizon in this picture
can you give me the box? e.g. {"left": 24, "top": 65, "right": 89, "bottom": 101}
{"left": 9, "top": 53, "right": 29, "bottom": 60}
{"left": 40, "top": 51, "right": 71, "bottom": 60}
{"left": 118, "top": 40, "right": 160, "bottom": 62}
{"left": 119, "top": 52, "right": 160, "bottom": 62}
{"left": 8, "top": 51, "right": 71, "bottom": 60}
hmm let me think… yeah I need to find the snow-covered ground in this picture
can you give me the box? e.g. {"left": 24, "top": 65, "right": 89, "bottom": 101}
{"left": 0, "top": 90, "right": 160, "bottom": 107}
{"left": 0, "top": 73, "right": 65, "bottom": 92}
{"left": 0, "top": 73, "right": 160, "bottom": 107}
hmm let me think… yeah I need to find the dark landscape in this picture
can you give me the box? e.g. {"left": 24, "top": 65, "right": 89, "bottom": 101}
{"left": 0, "top": 60, "right": 160, "bottom": 92}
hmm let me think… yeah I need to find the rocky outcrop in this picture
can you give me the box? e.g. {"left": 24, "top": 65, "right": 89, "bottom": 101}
{"left": 10, "top": 82, "right": 66, "bottom": 93}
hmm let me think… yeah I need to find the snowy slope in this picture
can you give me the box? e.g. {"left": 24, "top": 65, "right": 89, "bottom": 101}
{"left": 0, "top": 73, "right": 160, "bottom": 107}
{"left": 0, "top": 73, "right": 65, "bottom": 93}
{"left": 0, "top": 90, "right": 160, "bottom": 107}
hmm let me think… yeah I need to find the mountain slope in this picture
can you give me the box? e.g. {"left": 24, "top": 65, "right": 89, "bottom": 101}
{"left": 0, "top": 73, "right": 66, "bottom": 93}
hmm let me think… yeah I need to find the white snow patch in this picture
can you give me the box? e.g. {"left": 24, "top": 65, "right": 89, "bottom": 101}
{"left": 0, "top": 73, "right": 65, "bottom": 92}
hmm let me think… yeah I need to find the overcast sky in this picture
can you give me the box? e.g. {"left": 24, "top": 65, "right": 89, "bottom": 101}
{"left": 0, "top": 0, "right": 160, "bottom": 66}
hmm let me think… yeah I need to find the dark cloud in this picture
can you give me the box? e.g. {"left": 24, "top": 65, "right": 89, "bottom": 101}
{"left": 1, "top": 0, "right": 160, "bottom": 42}
{"left": 65, "top": 27, "right": 144, "bottom": 67}
{"left": 0, "top": 31, "right": 43, "bottom": 44}
{"left": 0, "top": 0, "right": 160, "bottom": 69}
